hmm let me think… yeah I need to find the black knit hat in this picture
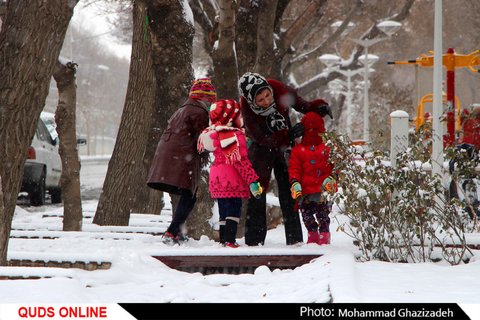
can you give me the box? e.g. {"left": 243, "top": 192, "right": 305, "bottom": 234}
{"left": 238, "top": 72, "right": 272, "bottom": 109}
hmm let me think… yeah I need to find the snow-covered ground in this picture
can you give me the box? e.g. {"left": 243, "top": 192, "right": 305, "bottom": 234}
{"left": 2, "top": 160, "right": 480, "bottom": 319}
{"left": 3, "top": 195, "right": 480, "bottom": 304}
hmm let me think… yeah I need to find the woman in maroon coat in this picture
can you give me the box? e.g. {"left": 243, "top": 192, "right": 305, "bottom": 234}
{"left": 238, "top": 72, "right": 332, "bottom": 246}
{"left": 147, "top": 78, "right": 216, "bottom": 244}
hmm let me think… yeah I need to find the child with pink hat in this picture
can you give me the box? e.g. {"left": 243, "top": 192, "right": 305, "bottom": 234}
{"left": 198, "top": 99, "right": 262, "bottom": 248}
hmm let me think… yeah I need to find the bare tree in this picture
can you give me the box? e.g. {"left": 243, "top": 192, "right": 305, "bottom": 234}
{"left": 295, "top": 0, "right": 415, "bottom": 96}
{"left": 93, "top": 0, "right": 156, "bottom": 226}
{"left": 234, "top": 0, "right": 258, "bottom": 75}
{"left": 252, "top": 0, "right": 279, "bottom": 76}
{"left": 53, "top": 59, "right": 83, "bottom": 231}
{"left": 0, "top": 0, "right": 78, "bottom": 266}
{"left": 212, "top": 0, "right": 238, "bottom": 99}
{"left": 94, "top": 0, "right": 196, "bottom": 225}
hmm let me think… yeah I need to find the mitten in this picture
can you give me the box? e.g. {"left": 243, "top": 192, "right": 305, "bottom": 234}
{"left": 290, "top": 180, "right": 302, "bottom": 199}
{"left": 289, "top": 122, "right": 305, "bottom": 140}
{"left": 249, "top": 181, "right": 263, "bottom": 199}
{"left": 322, "top": 176, "right": 337, "bottom": 193}
{"left": 316, "top": 104, "right": 333, "bottom": 119}
{"left": 246, "top": 137, "right": 253, "bottom": 149}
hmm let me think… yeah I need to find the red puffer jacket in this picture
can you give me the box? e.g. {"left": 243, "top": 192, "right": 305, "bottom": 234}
{"left": 288, "top": 112, "right": 333, "bottom": 195}
{"left": 288, "top": 143, "right": 333, "bottom": 195}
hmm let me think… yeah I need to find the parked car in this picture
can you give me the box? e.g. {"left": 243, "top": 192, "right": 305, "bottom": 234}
{"left": 21, "top": 112, "right": 62, "bottom": 206}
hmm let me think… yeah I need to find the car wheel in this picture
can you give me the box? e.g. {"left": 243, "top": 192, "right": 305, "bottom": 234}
{"left": 50, "top": 187, "right": 62, "bottom": 204}
{"left": 30, "top": 169, "right": 46, "bottom": 206}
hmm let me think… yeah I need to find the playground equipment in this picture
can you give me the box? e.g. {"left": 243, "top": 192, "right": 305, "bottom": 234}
{"left": 415, "top": 93, "right": 461, "bottom": 132}
{"left": 389, "top": 48, "right": 480, "bottom": 146}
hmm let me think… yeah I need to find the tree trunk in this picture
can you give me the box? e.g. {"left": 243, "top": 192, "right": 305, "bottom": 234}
{"left": 253, "top": 0, "right": 278, "bottom": 77}
{"left": 93, "top": 0, "right": 157, "bottom": 226}
{"left": 128, "top": 0, "right": 163, "bottom": 216}
{"left": 144, "top": 0, "right": 214, "bottom": 239}
{"left": 0, "top": 0, "right": 77, "bottom": 266}
{"left": 131, "top": 0, "right": 197, "bottom": 215}
{"left": 212, "top": 0, "right": 238, "bottom": 99}
{"left": 185, "top": 168, "right": 215, "bottom": 240}
{"left": 53, "top": 59, "right": 82, "bottom": 231}
{"left": 236, "top": 0, "right": 258, "bottom": 76}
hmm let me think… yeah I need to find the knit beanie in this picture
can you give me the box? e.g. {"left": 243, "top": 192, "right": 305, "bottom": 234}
{"left": 302, "top": 112, "right": 326, "bottom": 132}
{"left": 238, "top": 72, "right": 275, "bottom": 115}
{"left": 189, "top": 78, "right": 217, "bottom": 103}
{"left": 209, "top": 99, "right": 242, "bottom": 128}
{"left": 301, "top": 112, "right": 325, "bottom": 145}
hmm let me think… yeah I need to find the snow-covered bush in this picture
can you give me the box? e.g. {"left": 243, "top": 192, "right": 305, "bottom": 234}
{"left": 326, "top": 131, "right": 473, "bottom": 265}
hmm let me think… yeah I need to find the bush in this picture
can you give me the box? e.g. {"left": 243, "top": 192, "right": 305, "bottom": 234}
{"left": 326, "top": 130, "right": 474, "bottom": 265}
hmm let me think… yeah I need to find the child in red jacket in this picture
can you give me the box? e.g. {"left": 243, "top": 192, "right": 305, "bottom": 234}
{"left": 288, "top": 112, "right": 337, "bottom": 245}
{"left": 198, "top": 99, "right": 262, "bottom": 248}
{"left": 459, "top": 105, "right": 480, "bottom": 150}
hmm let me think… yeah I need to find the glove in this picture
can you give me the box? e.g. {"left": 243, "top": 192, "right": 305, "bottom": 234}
{"left": 289, "top": 122, "right": 304, "bottom": 140}
{"left": 246, "top": 137, "right": 253, "bottom": 149}
{"left": 290, "top": 180, "right": 302, "bottom": 199}
{"left": 322, "top": 176, "right": 337, "bottom": 193}
{"left": 316, "top": 104, "right": 333, "bottom": 119}
{"left": 249, "top": 181, "right": 263, "bottom": 199}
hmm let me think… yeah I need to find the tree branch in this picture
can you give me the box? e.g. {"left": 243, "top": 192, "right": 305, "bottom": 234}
{"left": 189, "top": 0, "right": 216, "bottom": 52}
{"left": 278, "top": 0, "right": 327, "bottom": 58}
{"left": 286, "top": 0, "right": 362, "bottom": 71}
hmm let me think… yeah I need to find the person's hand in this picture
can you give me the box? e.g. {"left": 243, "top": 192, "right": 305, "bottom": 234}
{"left": 322, "top": 176, "right": 337, "bottom": 193}
{"left": 316, "top": 104, "right": 333, "bottom": 119}
{"left": 249, "top": 181, "right": 263, "bottom": 199}
{"left": 289, "top": 122, "right": 304, "bottom": 140}
{"left": 290, "top": 180, "right": 302, "bottom": 199}
{"left": 246, "top": 137, "right": 252, "bottom": 148}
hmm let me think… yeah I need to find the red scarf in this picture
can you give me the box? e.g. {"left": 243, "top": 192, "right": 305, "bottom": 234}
{"left": 218, "top": 130, "right": 241, "bottom": 164}
{"left": 198, "top": 125, "right": 242, "bottom": 164}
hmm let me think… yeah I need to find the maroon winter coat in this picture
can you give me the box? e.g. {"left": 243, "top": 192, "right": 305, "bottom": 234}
{"left": 239, "top": 78, "right": 327, "bottom": 150}
{"left": 147, "top": 98, "right": 209, "bottom": 195}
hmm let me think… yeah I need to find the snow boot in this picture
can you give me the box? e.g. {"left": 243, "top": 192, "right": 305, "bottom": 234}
{"left": 162, "top": 231, "right": 188, "bottom": 245}
{"left": 224, "top": 242, "right": 240, "bottom": 248}
{"left": 176, "top": 233, "right": 189, "bottom": 243}
{"left": 162, "top": 231, "right": 179, "bottom": 245}
{"left": 224, "top": 218, "right": 240, "bottom": 248}
{"left": 317, "top": 232, "right": 331, "bottom": 245}
{"left": 307, "top": 230, "right": 320, "bottom": 244}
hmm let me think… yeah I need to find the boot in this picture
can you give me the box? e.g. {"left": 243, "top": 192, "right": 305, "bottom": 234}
{"left": 219, "top": 224, "right": 226, "bottom": 244}
{"left": 224, "top": 218, "right": 240, "bottom": 248}
{"left": 307, "top": 230, "right": 320, "bottom": 244}
{"left": 317, "top": 232, "right": 331, "bottom": 245}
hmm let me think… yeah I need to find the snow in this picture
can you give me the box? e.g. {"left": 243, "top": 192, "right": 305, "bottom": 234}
{"left": 3, "top": 185, "right": 480, "bottom": 316}
{"left": 181, "top": 0, "right": 194, "bottom": 27}
{"left": 390, "top": 110, "right": 409, "bottom": 118}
